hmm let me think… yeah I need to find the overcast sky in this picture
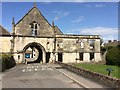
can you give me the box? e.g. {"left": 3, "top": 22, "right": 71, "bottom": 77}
{"left": 1, "top": 2, "right": 118, "bottom": 42}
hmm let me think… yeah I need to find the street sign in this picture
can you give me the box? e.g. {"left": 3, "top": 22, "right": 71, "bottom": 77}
{"left": 25, "top": 54, "right": 30, "bottom": 58}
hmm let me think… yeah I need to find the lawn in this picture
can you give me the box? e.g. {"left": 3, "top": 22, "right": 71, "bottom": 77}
{"left": 73, "top": 63, "right": 120, "bottom": 79}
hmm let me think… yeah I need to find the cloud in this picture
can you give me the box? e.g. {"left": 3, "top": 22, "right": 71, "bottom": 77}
{"left": 80, "top": 27, "right": 118, "bottom": 35}
{"left": 80, "top": 27, "right": 118, "bottom": 42}
{"left": 85, "top": 4, "right": 106, "bottom": 8}
{"left": 42, "top": 2, "right": 52, "bottom": 4}
{"left": 95, "top": 4, "right": 106, "bottom": 8}
{"left": 72, "top": 16, "right": 84, "bottom": 23}
{"left": 52, "top": 11, "right": 70, "bottom": 21}
{"left": 54, "top": 16, "right": 60, "bottom": 21}
{"left": 65, "top": 27, "right": 118, "bottom": 42}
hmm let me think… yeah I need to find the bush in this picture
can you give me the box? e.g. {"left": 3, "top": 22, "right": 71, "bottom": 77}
{"left": 106, "top": 46, "right": 120, "bottom": 66}
{"left": 0, "top": 54, "right": 16, "bottom": 72}
{"left": 101, "top": 46, "right": 107, "bottom": 55}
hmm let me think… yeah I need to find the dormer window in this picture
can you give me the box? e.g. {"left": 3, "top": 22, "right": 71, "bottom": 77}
{"left": 30, "top": 21, "right": 39, "bottom": 36}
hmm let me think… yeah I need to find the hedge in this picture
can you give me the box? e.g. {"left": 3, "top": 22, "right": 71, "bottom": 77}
{"left": 106, "top": 46, "right": 120, "bottom": 66}
{"left": 0, "top": 54, "right": 16, "bottom": 72}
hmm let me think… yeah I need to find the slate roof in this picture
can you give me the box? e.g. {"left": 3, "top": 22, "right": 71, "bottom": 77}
{"left": 0, "top": 25, "right": 10, "bottom": 35}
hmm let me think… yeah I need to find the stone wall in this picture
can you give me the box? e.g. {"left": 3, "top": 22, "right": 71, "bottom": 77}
{"left": 63, "top": 53, "right": 76, "bottom": 63}
{"left": 15, "top": 7, "right": 54, "bottom": 36}
{"left": 55, "top": 61, "right": 120, "bottom": 88}
{"left": 0, "top": 37, "right": 12, "bottom": 53}
{"left": 13, "top": 36, "right": 102, "bottom": 63}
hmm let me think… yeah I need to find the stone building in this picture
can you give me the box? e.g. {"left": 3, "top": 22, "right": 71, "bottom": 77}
{"left": 0, "top": 3, "right": 101, "bottom": 64}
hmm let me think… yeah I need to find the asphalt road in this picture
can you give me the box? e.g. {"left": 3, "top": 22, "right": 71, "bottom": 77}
{"left": 2, "top": 63, "right": 113, "bottom": 89}
{"left": 2, "top": 63, "right": 85, "bottom": 88}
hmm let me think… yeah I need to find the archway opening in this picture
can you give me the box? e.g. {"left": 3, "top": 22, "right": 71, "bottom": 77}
{"left": 23, "top": 42, "right": 44, "bottom": 63}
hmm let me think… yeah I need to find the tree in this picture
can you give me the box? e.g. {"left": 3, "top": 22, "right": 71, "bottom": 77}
{"left": 106, "top": 46, "right": 120, "bottom": 66}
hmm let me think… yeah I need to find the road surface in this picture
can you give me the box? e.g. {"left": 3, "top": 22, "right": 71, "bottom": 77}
{"left": 2, "top": 63, "right": 113, "bottom": 89}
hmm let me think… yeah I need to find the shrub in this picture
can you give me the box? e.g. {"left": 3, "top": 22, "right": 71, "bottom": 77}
{"left": 101, "top": 46, "right": 107, "bottom": 55}
{"left": 106, "top": 46, "right": 120, "bottom": 66}
{"left": 0, "top": 54, "right": 16, "bottom": 72}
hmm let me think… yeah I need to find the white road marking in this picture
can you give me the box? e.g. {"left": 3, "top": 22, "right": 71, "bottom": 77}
{"left": 42, "top": 68, "right": 44, "bottom": 70}
{"left": 22, "top": 69, "right": 25, "bottom": 72}
{"left": 29, "top": 69, "right": 31, "bottom": 72}
{"left": 48, "top": 68, "right": 53, "bottom": 71}
{"left": 35, "top": 68, "right": 37, "bottom": 71}
{"left": 22, "top": 65, "right": 50, "bottom": 72}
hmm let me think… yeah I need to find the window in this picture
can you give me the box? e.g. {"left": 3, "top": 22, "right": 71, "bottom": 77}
{"left": 30, "top": 21, "right": 39, "bottom": 36}
{"left": 31, "top": 30, "right": 34, "bottom": 35}
{"left": 78, "top": 40, "right": 84, "bottom": 49}
{"left": 35, "top": 24, "right": 37, "bottom": 29}
{"left": 18, "top": 55, "right": 20, "bottom": 59}
{"left": 80, "top": 42, "right": 84, "bottom": 48}
{"left": 89, "top": 40, "right": 95, "bottom": 49}
{"left": 35, "top": 30, "right": 37, "bottom": 35}
{"left": 31, "top": 23, "right": 34, "bottom": 29}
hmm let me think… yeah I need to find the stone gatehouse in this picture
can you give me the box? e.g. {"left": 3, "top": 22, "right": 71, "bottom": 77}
{"left": 0, "top": 3, "right": 101, "bottom": 64}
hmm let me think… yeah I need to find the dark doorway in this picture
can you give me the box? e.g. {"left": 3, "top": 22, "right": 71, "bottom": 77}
{"left": 46, "top": 52, "right": 50, "bottom": 63}
{"left": 90, "top": 53, "right": 94, "bottom": 61}
{"left": 79, "top": 53, "right": 83, "bottom": 61}
{"left": 58, "top": 53, "right": 63, "bottom": 62}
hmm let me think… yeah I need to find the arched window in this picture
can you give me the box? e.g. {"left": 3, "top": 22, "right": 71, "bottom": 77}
{"left": 35, "top": 30, "right": 37, "bottom": 35}
{"left": 30, "top": 21, "right": 39, "bottom": 36}
{"left": 35, "top": 24, "right": 37, "bottom": 29}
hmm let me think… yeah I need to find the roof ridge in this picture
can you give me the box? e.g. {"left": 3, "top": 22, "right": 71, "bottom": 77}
{"left": 0, "top": 24, "right": 10, "bottom": 35}
{"left": 55, "top": 25, "right": 63, "bottom": 34}
{"left": 15, "top": 6, "right": 52, "bottom": 27}
{"left": 15, "top": 7, "right": 35, "bottom": 26}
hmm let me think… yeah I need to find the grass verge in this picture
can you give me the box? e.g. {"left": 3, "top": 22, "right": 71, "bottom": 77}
{"left": 73, "top": 63, "right": 120, "bottom": 79}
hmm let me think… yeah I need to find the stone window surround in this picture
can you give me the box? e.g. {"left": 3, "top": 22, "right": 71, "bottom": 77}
{"left": 30, "top": 21, "right": 40, "bottom": 36}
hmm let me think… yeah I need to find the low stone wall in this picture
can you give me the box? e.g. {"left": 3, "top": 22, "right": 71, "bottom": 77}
{"left": 55, "top": 61, "right": 120, "bottom": 88}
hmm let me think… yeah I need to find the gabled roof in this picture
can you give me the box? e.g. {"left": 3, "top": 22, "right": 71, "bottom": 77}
{"left": 55, "top": 26, "right": 63, "bottom": 35}
{"left": 0, "top": 25, "right": 10, "bottom": 35}
{"left": 15, "top": 6, "right": 51, "bottom": 27}
{"left": 15, "top": 5, "right": 63, "bottom": 35}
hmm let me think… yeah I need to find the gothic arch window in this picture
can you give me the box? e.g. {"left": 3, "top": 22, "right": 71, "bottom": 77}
{"left": 30, "top": 21, "right": 39, "bottom": 36}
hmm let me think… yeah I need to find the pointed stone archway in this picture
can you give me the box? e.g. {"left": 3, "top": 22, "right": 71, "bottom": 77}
{"left": 23, "top": 42, "right": 46, "bottom": 64}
